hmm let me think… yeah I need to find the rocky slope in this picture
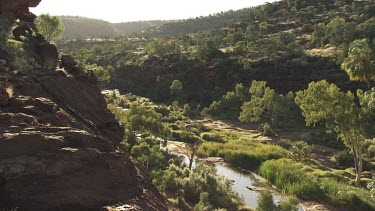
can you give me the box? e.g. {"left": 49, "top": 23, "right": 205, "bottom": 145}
{"left": 0, "top": 1, "right": 167, "bottom": 210}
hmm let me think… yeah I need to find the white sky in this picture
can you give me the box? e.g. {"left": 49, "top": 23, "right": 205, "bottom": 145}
{"left": 30, "top": 0, "right": 277, "bottom": 23}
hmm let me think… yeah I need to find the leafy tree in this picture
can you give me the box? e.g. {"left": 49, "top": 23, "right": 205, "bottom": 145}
{"left": 35, "top": 13, "right": 64, "bottom": 42}
{"left": 259, "top": 22, "right": 269, "bottom": 33}
{"left": 295, "top": 80, "right": 375, "bottom": 186}
{"left": 170, "top": 80, "right": 183, "bottom": 95}
{"left": 131, "top": 142, "right": 151, "bottom": 169}
{"left": 235, "top": 83, "right": 250, "bottom": 102}
{"left": 325, "top": 18, "right": 355, "bottom": 46}
{"left": 180, "top": 130, "right": 202, "bottom": 170}
{"left": 256, "top": 190, "right": 277, "bottom": 211}
{"left": 341, "top": 38, "right": 375, "bottom": 87}
{"left": 239, "top": 81, "right": 299, "bottom": 129}
{"left": 194, "top": 192, "right": 213, "bottom": 211}
{"left": 86, "top": 64, "right": 110, "bottom": 87}
{"left": 356, "top": 18, "right": 375, "bottom": 41}
{"left": 311, "top": 23, "right": 327, "bottom": 47}
{"left": 289, "top": 141, "right": 310, "bottom": 163}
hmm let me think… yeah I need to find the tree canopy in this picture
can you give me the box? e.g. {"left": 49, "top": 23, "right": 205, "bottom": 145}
{"left": 341, "top": 38, "right": 375, "bottom": 87}
{"left": 295, "top": 80, "right": 375, "bottom": 186}
{"left": 35, "top": 13, "right": 64, "bottom": 42}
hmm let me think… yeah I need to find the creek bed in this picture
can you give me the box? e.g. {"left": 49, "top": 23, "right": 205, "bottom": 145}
{"left": 169, "top": 151, "right": 303, "bottom": 211}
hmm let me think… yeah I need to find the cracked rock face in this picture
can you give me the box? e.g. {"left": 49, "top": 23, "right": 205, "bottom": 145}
{"left": 0, "top": 1, "right": 167, "bottom": 210}
{"left": 0, "top": 72, "right": 167, "bottom": 211}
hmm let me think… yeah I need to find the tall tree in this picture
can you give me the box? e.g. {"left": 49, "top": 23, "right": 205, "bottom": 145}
{"left": 35, "top": 13, "right": 64, "bottom": 42}
{"left": 341, "top": 38, "right": 375, "bottom": 87}
{"left": 295, "top": 80, "right": 375, "bottom": 186}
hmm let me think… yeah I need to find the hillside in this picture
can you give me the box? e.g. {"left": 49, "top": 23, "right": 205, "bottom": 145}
{"left": 59, "top": 0, "right": 373, "bottom": 105}
{"left": 60, "top": 16, "right": 170, "bottom": 39}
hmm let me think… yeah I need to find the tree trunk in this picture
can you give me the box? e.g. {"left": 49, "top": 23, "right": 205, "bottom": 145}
{"left": 355, "top": 147, "right": 363, "bottom": 186}
{"left": 189, "top": 151, "right": 195, "bottom": 170}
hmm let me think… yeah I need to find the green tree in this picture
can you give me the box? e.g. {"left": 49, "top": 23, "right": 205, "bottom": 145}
{"left": 325, "top": 17, "right": 355, "bottom": 46}
{"left": 235, "top": 83, "right": 250, "bottom": 102}
{"left": 341, "top": 38, "right": 375, "bottom": 87}
{"left": 180, "top": 130, "right": 202, "bottom": 170}
{"left": 311, "top": 23, "right": 326, "bottom": 47}
{"left": 86, "top": 64, "right": 110, "bottom": 87}
{"left": 295, "top": 80, "right": 375, "bottom": 186}
{"left": 170, "top": 80, "right": 183, "bottom": 95}
{"left": 256, "top": 190, "right": 277, "bottom": 211}
{"left": 194, "top": 192, "right": 213, "bottom": 211}
{"left": 35, "top": 13, "right": 64, "bottom": 42}
{"left": 239, "top": 81, "right": 298, "bottom": 129}
{"left": 131, "top": 142, "right": 151, "bottom": 169}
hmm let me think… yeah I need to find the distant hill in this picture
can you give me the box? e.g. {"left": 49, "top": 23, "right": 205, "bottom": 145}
{"left": 60, "top": 16, "right": 170, "bottom": 39}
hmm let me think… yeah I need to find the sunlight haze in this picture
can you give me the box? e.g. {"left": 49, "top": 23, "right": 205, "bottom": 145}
{"left": 30, "top": 0, "right": 277, "bottom": 23}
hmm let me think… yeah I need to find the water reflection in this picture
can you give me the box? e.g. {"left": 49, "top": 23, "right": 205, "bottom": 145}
{"left": 171, "top": 152, "right": 303, "bottom": 210}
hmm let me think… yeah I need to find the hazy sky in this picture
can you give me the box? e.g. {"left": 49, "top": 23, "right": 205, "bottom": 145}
{"left": 30, "top": 0, "right": 277, "bottom": 23}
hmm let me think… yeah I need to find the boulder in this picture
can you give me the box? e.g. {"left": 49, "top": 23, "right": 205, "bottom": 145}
{"left": 0, "top": 0, "right": 41, "bottom": 17}
{"left": 61, "top": 54, "right": 77, "bottom": 69}
{"left": 38, "top": 42, "right": 58, "bottom": 70}
{"left": 13, "top": 24, "right": 33, "bottom": 41}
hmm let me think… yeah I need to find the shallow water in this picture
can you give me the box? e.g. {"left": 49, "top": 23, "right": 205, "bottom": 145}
{"left": 173, "top": 152, "right": 303, "bottom": 210}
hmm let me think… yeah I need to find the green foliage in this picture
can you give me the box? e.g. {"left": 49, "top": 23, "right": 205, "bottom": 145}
{"left": 311, "top": 23, "right": 327, "bottom": 47}
{"left": 203, "top": 91, "right": 242, "bottom": 119}
{"left": 256, "top": 190, "right": 277, "bottom": 211}
{"left": 108, "top": 102, "right": 171, "bottom": 144}
{"left": 195, "top": 39, "right": 222, "bottom": 61}
{"left": 321, "top": 178, "right": 375, "bottom": 209}
{"left": 295, "top": 80, "right": 375, "bottom": 185}
{"left": 194, "top": 192, "right": 213, "bottom": 211}
{"left": 198, "top": 136, "right": 287, "bottom": 170}
{"left": 341, "top": 38, "right": 375, "bottom": 86}
{"left": 356, "top": 18, "right": 375, "bottom": 41}
{"left": 35, "top": 13, "right": 64, "bottom": 42}
{"left": 170, "top": 80, "right": 183, "bottom": 95}
{"left": 331, "top": 151, "right": 353, "bottom": 167}
{"left": 289, "top": 141, "right": 310, "bottom": 163}
{"left": 368, "top": 145, "right": 375, "bottom": 158}
{"left": 201, "top": 133, "right": 225, "bottom": 143}
{"left": 259, "top": 159, "right": 321, "bottom": 198}
{"left": 326, "top": 18, "right": 355, "bottom": 46}
{"left": 256, "top": 190, "right": 299, "bottom": 211}
{"left": 239, "top": 81, "right": 301, "bottom": 129}
{"left": 86, "top": 64, "right": 110, "bottom": 87}
{"left": 235, "top": 83, "right": 251, "bottom": 102}
{"left": 277, "top": 197, "right": 299, "bottom": 211}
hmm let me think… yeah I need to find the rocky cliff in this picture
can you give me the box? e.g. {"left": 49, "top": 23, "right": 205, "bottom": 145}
{"left": 0, "top": 1, "right": 167, "bottom": 210}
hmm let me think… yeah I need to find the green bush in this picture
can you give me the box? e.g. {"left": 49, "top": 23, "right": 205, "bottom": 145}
{"left": 321, "top": 178, "right": 375, "bottom": 210}
{"left": 368, "top": 145, "right": 375, "bottom": 158}
{"left": 256, "top": 190, "right": 277, "bottom": 211}
{"left": 197, "top": 137, "right": 287, "bottom": 170}
{"left": 259, "top": 159, "right": 321, "bottom": 199}
{"left": 201, "top": 133, "right": 225, "bottom": 143}
{"left": 331, "top": 151, "right": 353, "bottom": 167}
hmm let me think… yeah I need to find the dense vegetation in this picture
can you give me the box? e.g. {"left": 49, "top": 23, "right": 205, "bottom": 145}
{"left": 60, "top": 16, "right": 170, "bottom": 39}
{"left": 54, "top": 0, "right": 375, "bottom": 210}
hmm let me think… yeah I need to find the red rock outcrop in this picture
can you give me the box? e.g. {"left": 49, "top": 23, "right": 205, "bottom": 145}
{"left": 0, "top": 1, "right": 167, "bottom": 210}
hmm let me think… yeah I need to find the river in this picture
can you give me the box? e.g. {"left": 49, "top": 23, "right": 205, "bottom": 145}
{"left": 170, "top": 151, "right": 303, "bottom": 211}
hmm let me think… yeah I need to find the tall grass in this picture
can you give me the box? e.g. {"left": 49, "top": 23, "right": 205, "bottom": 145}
{"left": 197, "top": 137, "right": 287, "bottom": 170}
{"left": 259, "top": 159, "right": 375, "bottom": 210}
{"left": 259, "top": 159, "right": 321, "bottom": 199}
